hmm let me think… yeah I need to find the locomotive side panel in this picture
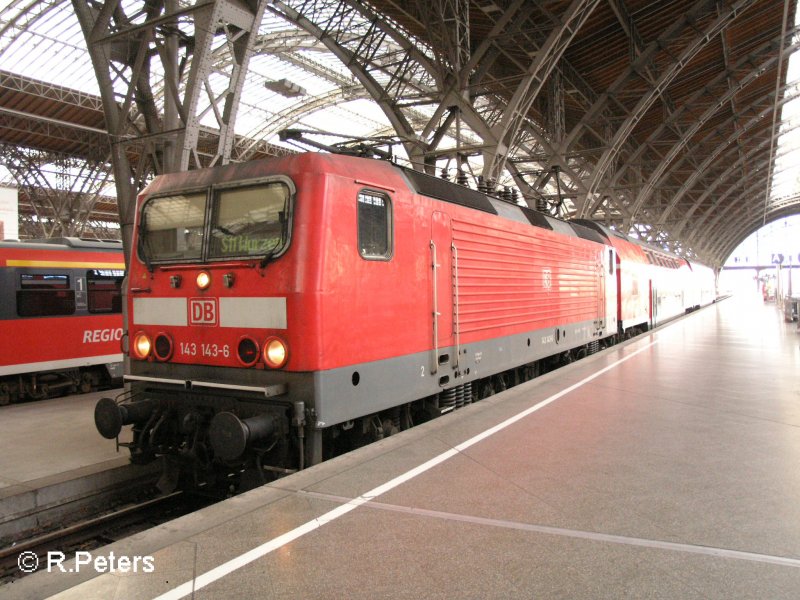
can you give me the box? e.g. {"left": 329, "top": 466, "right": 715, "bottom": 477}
{"left": 453, "top": 218, "right": 603, "bottom": 338}
{"left": 311, "top": 174, "right": 613, "bottom": 428}
{"left": 313, "top": 177, "right": 430, "bottom": 370}
{"left": 311, "top": 176, "right": 450, "bottom": 427}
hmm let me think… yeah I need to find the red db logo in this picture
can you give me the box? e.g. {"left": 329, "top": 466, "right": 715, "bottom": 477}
{"left": 189, "top": 298, "right": 218, "bottom": 326}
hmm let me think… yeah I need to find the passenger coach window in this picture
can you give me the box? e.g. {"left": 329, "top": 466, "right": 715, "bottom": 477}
{"left": 17, "top": 274, "right": 75, "bottom": 317}
{"left": 87, "top": 269, "right": 124, "bottom": 313}
{"left": 358, "top": 190, "right": 392, "bottom": 259}
{"left": 209, "top": 182, "right": 290, "bottom": 259}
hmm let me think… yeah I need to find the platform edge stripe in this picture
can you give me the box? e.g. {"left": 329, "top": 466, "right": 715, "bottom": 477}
{"left": 132, "top": 298, "right": 188, "bottom": 326}
{"left": 453, "top": 341, "right": 658, "bottom": 453}
{"left": 150, "top": 341, "right": 658, "bottom": 600}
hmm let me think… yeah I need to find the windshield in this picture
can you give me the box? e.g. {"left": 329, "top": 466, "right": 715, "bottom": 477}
{"left": 139, "top": 181, "right": 291, "bottom": 264}
{"left": 140, "top": 193, "right": 206, "bottom": 262}
{"left": 209, "top": 183, "right": 289, "bottom": 259}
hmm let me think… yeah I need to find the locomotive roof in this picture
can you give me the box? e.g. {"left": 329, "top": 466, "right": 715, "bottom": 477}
{"left": 395, "top": 161, "right": 607, "bottom": 245}
{"left": 572, "top": 219, "right": 691, "bottom": 267}
{"left": 139, "top": 151, "right": 615, "bottom": 248}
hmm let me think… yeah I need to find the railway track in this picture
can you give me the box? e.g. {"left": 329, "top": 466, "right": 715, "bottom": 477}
{"left": 0, "top": 490, "right": 215, "bottom": 584}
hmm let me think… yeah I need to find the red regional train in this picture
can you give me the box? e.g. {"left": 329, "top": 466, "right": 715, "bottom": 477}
{"left": 93, "top": 152, "right": 715, "bottom": 487}
{"left": 573, "top": 220, "right": 716, "bottom": 335}
{"left": 0, "top": 237, "right": 125, "bottom": 404}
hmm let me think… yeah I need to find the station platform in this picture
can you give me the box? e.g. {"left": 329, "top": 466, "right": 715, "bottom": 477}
{"left": 6, "top": 293, "right": 800, "bottom": 599}
{"left": 0, "top": 390, "right": 158, "bottom": 546}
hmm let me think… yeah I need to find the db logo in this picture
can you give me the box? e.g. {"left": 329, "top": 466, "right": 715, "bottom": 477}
{"left": 542, "top": 268, "right": 552, "bottom": 291}
{"left": 189, "top": 298, "right": 218, "bottom": 326}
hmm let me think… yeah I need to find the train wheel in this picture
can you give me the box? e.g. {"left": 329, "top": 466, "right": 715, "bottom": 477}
{"left": 80, "top": 372, "right": 94, "bottom": 393}
{"left": 476, "top": 380, "right": 493, "bottom": 400}
{"left": 128, "top": 446, "right": 156, "bottom": 465}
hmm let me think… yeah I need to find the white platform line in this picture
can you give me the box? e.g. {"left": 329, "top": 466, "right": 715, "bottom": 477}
{"left": 298, "top": 490, "right": 800, "bottom": 569}
{"left": 150, "top": 342, "right": 657, "bottom": 600}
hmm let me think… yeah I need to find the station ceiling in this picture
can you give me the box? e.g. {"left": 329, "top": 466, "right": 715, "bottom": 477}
{"left": 0, "top": 0, "right": 797, "bottom": 266}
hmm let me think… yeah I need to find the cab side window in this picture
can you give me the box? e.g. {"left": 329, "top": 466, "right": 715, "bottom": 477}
{"left": 357, "top": 190, "right": 392, "bottom": 260}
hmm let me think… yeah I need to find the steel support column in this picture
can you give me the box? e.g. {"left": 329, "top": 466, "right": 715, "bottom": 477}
{"left": 72, "top": 0, "right": 266, "bottom": 261}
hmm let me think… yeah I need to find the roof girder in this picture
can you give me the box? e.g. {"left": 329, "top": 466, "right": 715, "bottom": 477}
{"left": 714, "top": 195, "right": 800, "bottom": 261}
{"left": 575, "top": 0, "right": 760, "bottom": 218}
{"left": 666, "top": 88, "right": 800, "bottom": 239}
{"left": 620, "top": 35, "right": 798, "bottom": 225}
{"left": 70, "top": 0, "right": 267, "bottom": 259}
{"left": 0, "top": 0, "right": 797, "bottom": 259}
{"left": 683, "top": 132, "right": 800, "bottom": 261}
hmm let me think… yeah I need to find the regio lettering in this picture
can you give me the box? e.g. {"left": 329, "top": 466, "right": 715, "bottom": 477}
{"left": 83, "top": 328, "right": 124, "bottom": 343}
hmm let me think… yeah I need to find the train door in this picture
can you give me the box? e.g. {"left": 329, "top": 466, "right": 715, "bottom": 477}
{"left": 596, "top": 251, "right": 606, "bottom": 334}
{"left": 615, "top": 251, "right": 623, "bottom": 331}
{"left": 430, "top": 211, "right": 454, "bottom": 373}
{"left": 603, "top": 247, "right": 618, "bottom": 335}
{"left": 649, "top": 280, "right": 656, "bottom": 328}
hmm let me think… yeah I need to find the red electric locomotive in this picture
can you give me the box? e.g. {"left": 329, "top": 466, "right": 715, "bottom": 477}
{"left": 0, "top": 238, "right": 124, "bottom": 404}
{"left": 94, "top": 152, "right": 713, "bottom": 485}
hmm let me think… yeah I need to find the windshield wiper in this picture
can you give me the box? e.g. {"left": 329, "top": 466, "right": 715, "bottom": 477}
{"left": 259, "top": 248, "right": 277, "bottom": 269}
{"left": 137, "top": 216, "right": 153, "bottom": 272}
{"left": 213, "top": 225, "right": 235, "bottom": 236}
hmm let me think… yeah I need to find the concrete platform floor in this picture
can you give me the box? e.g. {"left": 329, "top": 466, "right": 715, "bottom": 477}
{"left": 0, "top": 389, "right": 159, "bottom": 547}
{"left": 6, "top": 293, "right": 800, "bottom": 599}
{"left": 0, "top": 389, "right": 129, "bottom": 490}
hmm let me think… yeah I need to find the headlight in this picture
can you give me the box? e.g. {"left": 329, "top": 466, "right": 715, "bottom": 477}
{"left": 263, "top": 336, "right": 288, "bottom": 369}
{"left": 153, "top": 333, "right": 173, "bottom": 361}
{"left": 237, "top": 337, "right": 260, "bottom": 367}
{"left": 132, "top": 332, "right": 152, "bottom": 359}
{"left": 196, "top": 271, "right": 211, "bottom": 290}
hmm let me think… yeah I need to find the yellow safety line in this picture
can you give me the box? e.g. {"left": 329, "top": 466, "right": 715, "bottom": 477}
{"left": 5, "top": 260, "right": 125, "bottom": 269}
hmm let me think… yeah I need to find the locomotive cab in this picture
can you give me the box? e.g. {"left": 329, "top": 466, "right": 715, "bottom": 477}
{"left": 96, "top": 166, "right": 309, "bottom": 485}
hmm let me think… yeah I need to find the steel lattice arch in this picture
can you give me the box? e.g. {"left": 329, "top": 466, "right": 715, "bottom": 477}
{"left": 0, "top": 0, "right": 797, "bottom": 266}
